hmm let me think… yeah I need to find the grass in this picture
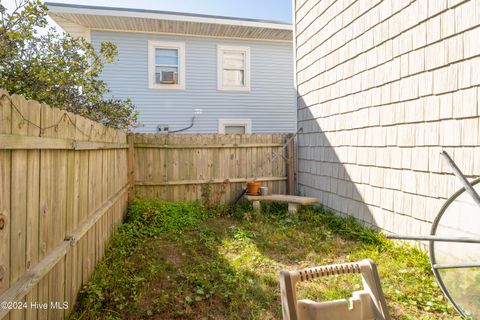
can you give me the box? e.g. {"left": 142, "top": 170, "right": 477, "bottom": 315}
{"left": 68, "top": 199, "right": 461, "bottom": 320}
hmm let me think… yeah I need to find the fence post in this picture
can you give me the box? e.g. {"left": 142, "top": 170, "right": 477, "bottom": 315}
{"left": 286, "top": 134, "right": 295, "bottom": 195}
{"left": 127, "top": 134, "right": 135, "bottom": 202}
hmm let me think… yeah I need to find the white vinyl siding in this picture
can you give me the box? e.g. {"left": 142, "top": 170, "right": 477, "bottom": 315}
{"left": 148, "top": 40, "right": 185, "bottom": 90}
{"left": 93, "top": 31, "right": 296, "bottom": 133}
{"left": 217, "top": 45, "right": 250, "bottom": 91}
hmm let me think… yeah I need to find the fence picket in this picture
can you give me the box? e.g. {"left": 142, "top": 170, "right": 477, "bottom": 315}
{"left": 10, "top": 95, "right": 28, "bottom": 320}
{"left": 0, "top": 90, "right": 11, "bottom": 313}
{"left": 25, "top": 100, "right": 41, "bottom": 320}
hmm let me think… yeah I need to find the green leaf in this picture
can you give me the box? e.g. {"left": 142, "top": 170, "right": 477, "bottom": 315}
{"left": 0, "top": 0, "right": 137, "bottom": 129}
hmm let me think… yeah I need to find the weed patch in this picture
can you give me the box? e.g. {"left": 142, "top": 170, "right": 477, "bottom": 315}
{"left": 69, "top": 199, "right": 460, "bottom": 320}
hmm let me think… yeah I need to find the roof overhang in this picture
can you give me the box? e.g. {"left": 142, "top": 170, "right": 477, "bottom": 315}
{"left": 46, "top": 2, "right": 293, "bottom": 42}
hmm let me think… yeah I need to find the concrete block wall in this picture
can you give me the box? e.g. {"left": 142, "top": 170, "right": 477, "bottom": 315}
{"left": 294, "top": 0, "right": 480, "bottom": 234}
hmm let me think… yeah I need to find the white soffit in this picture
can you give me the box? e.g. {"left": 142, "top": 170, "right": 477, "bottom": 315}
{"left": 46, "top": 3, "right": 293, "bottom": 42}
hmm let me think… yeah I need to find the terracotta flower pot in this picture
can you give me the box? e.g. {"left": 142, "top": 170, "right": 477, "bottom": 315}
{"left": 246, "top": 181, "right": 261, "bottom": 195}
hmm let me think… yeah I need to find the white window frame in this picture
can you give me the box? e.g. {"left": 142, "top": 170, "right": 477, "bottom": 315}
{"left": 218, "top": 119, "right": 252, "bottom": 134}
{"left": 217, "top": 45, "right": 251, "bottom": 92}
{"left": 148, "top": 40, "right": 185, "bottom": 90}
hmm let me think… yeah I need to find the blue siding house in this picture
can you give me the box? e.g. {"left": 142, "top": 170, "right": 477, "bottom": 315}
{"left": 47, "top": 3, "right": 296, "bottom": 133}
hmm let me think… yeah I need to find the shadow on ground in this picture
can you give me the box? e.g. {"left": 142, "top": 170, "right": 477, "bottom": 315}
{"left": 68, "top": 200, "right": 459, "bottom": 320}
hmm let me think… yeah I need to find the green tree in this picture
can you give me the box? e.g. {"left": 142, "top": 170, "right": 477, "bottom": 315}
{"left": 0, "top": 0, "right": 137, "bottom": 129}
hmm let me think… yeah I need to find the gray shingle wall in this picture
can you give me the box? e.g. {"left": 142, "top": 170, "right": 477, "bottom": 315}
{"left": 295, "top": 0, "right": 480, "bottom": 234}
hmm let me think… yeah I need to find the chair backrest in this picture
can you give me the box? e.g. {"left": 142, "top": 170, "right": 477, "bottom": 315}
{"left": 280, "top": 259, "right": 390, "bottom": 320}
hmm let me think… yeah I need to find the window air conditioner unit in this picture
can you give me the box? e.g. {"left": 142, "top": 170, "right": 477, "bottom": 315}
{"left": 160, "top": 71, "right": 177, "bottom": 84}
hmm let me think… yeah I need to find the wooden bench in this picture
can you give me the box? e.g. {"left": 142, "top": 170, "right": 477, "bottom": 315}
{"left": 244, "top": 194, "right": 319, "bottom": 213}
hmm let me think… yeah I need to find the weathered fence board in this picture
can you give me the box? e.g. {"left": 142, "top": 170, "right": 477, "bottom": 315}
{"left": 0, "top": 91, "right": 129, "bottom": 320}
{"left": 24, "top": 99, "right": 41, "bottom": 320}
{"left": 0, "top": 89, "right": 11, "bottom": 320}
{"left": 132, "top": 133, "right": 292, "bottom": 203}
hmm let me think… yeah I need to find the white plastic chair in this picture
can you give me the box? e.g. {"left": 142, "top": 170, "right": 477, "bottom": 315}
{"left": 280, "top": 259, "right": 390, "bottom": 320}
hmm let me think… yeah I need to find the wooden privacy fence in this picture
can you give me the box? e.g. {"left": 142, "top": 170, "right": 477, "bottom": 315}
{"left": 132, "top": 133, "right": 295, "bottom": 203}
{"left": 0, "top": 90, "right": 129, "bottom": 320}
{"left": 0, "top": 90, "right": 295, "bottom": 320}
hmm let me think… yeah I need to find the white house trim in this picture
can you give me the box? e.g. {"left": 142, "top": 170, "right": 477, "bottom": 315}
{"left": 46, "top": 3, "right": 293, "bottom": 31}
{"left": 148, "top": 40, "right": 186, "bottom": 90}
{"left": 217, "top": 45, "right": 251, "bottom": 92}
{"left": 88, "top": 28, "right": 291, "bottom": 43}
{"left": 218, "top": 119, "right": 252, "bottom": 134}
{"left": 46, "top": 3, "right": 292, "bottom": 42}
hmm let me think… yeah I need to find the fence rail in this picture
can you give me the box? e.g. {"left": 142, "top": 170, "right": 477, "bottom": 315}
{"left": 134, "top": 143, "right": 285, "bottom": 149}
{"left": 132, "top": 133, "right": 294, "bottom": 203}
{"left": 135, "top": 176, "right": 288, "bottom": 186}
{"left": 0, "top": 134, "right": 128, "bottom": 150}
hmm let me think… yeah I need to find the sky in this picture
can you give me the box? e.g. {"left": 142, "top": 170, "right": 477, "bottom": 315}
{"left": 2, "top": 0, "right": 292, "bottom": 31}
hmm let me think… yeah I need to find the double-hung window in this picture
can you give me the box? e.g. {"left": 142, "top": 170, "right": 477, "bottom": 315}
{"left": 217, "top": 45, "right": 250, "bottom": 91}
{"left": 148, "top": 41, "right": 185, "bottom": 90}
